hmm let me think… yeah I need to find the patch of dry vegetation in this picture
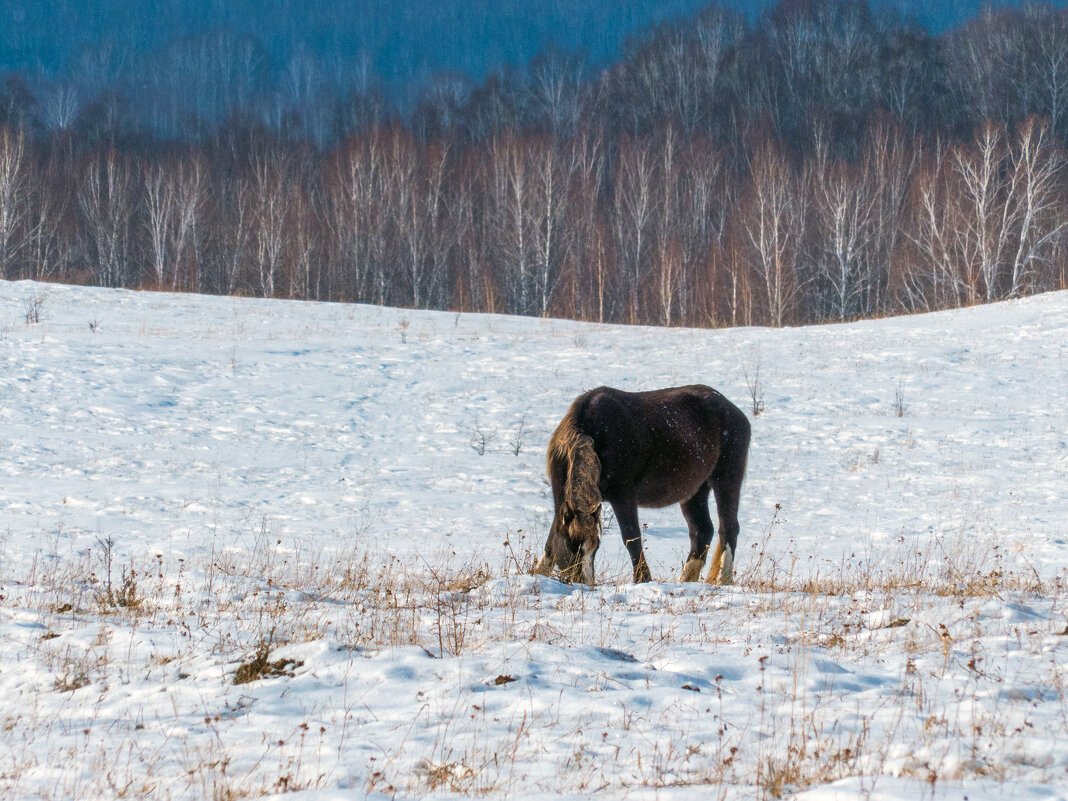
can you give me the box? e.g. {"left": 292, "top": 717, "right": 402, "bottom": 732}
{"left": 2, "top": 517, "right": 1065, "bottom": 799}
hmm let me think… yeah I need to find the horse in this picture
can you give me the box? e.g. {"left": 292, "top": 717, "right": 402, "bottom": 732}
{"left": 534, "top": 385, "right": 750, "bottom": 585}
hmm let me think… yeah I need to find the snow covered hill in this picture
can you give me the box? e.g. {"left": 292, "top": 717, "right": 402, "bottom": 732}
{"left": 1, "top": 280, "right": 1066, "bottom": 800}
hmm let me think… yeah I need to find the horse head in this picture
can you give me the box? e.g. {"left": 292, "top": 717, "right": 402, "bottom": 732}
{"left": 536, "top": 434, "right": 602, "bottom": 584}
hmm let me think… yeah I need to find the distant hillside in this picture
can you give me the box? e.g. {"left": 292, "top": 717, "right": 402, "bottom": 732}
{"left": 0, "top": 0, "right": 1039, "bottom": 99}
{"left": 5, "top": 1, "right": 707, "bottom": 93}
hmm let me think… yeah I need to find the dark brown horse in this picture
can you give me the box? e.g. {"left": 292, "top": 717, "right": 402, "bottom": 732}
{"left": 534, "top": 385, "right": 750, "bottom": 585}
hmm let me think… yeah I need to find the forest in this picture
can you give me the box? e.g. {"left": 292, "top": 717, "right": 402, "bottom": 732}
{"left": 1, "top": 0, "right": 1067, "bottom": 327}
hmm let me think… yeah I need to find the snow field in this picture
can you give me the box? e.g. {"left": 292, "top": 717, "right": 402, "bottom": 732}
{"left": 1, "top": 280, "right": 1067, "bottom": 800}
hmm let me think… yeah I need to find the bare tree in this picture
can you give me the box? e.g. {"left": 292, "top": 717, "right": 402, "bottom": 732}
{"left": 24, "top": 163, "right": 70, "bottom": 281}
{"left": 170, "top": 155, "right": 206, "bottom": 291}
{"left": 140, "top": 153, "right": 202, "bottom": 292}
{"left": 557, "top": 128, "right": 605, "bottom": 321}
{"left": 810, "top": 134, "right": 879, "bottom": 320}
{"left": 953, "top": 121, "right": 1012, "bottom": 302}
{"left": 326, "top": 133, "right": 385, "bottom": 303}
{"left": 880, "top": 29, "right": 936, "bottom": 137}
{"left": 249, "top": 146, "right": 289, "bottom": 298}
{"left": 944, "top": 10, "right": 1008, "bottom": 132}
{"left": 390, "top": 130, "right": 433, "bottom": 308}
{"left": 490, "top": 135, "right": 535, "bottom": 314}
{"left": 684, "top": 139, "right": 732, "bottom": 327}
{"left": 365, "top": 133, "right": 392, "bottom": 307}
{"left": 0, "top": 127, "right": 27, "bottom": 279}
{"left": 144, "top": 162, "right": 174, "bottom": 287}
{"left": 904, "top": 138, "right": 963, "bottom": 311}
{"left": 41, "top": 85, "right": 80, "bottom": 132}
{"left": 289, "top": 171, "right": 318, "bottom": 300}
{"left": 861, "top": 118, "right": 917, "bottom": 316}
{"left": 653, "top": 125, "right": 683, "bottom": 326}
{"left": 530, "top": 137, "right": 570, "bottom": 316}
{"left": 80, "top": 149, "right": 136, "bottom": 287}
{"left": 206, "top": 172, "right": 253, "bottom": 296}
{"left": 423, "top": 140, "right": 454, "bottom": 310}
{"left": 759, "top": 0, "right": 880, "bottom": 154}
{"left": 447, "top": 153, "right": 483, "bottom": 312}
{"left": 613, "top": 136, "right": 655, "bottom": 322}
{"left": 742, "top": 141, "right": 805, "bottom": 326}
{"left": 1005, "top": 117, "right": 1068, "bottom": 295}
{"left": 526, "top": 49, "right": 586, "bottom": 137}
{"left": 1031, "top": 9, "right": 1068, "bottom": 142}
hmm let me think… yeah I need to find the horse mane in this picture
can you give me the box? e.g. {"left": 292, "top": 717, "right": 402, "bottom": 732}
{"left": 547, "top": 403, "right": 601, "bottom": 513}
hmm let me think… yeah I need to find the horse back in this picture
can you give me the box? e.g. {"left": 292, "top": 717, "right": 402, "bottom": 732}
{"left": 572, "top": 385, "right": 749, "bottom": 508}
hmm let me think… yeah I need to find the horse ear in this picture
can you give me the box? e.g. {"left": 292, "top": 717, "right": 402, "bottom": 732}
{"left": 567, "top": 435, "right": 601, "bottom": 513}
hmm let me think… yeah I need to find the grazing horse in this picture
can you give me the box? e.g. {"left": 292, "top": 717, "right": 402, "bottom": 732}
{"left": 534, "top": 385, "right": 750, "bottom": 585}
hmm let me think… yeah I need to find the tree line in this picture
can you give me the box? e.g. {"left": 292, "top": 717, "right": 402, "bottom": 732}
{"left": 1, "top": 0, "right": 1067, "bottom": 327}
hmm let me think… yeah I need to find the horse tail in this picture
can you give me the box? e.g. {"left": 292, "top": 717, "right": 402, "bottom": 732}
{"left": 733, "top": 408, "right": 751, "bottom": 484}
{"left": 712, "top": 400, "right": 751, "bottom": 486}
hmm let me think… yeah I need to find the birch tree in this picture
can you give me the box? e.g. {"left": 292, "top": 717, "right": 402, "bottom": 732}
{"left": 0, "top": 128, "right": 27, "bottom": 279}
{"left": 743, "top": 142, "right": 804, "bottom": 326}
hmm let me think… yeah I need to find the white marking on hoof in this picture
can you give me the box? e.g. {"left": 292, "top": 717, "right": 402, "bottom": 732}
{"left": 681, "top": 558, "right": 704, "bottom": 582}
{"left": 717, "top": 546, "right": 734, "bottom": 585}
{"left": 581, "top": 551, "right": 596, "bottom": 586}
{"left": 533, "top": 554, "right": 554, "bottom": 576}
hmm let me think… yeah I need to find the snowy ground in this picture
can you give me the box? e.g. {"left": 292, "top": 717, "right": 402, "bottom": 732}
{"left": 1, "top": 279, "right": 1066, "bottom": 800}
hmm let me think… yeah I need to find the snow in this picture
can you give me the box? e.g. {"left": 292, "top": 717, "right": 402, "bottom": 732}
{"left": 1, "top": 279, "right": 1066, "bottom": 799}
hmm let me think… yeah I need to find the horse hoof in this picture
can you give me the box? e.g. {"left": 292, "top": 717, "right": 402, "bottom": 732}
{"left": 717, "top": 548, "right": 735, "bottom": 585}
{"left": 680, "top": 558, "right": 704, "bottom": 582}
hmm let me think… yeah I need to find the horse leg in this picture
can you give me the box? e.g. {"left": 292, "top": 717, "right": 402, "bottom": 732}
{"left": 708, "top": 474, "right": 743, "bottom": 585}
{"left": 680, "top": 485, "right": 714, "bottom": 582}
{"left": 611, "top": 499, "right": 651, "bottom": 583}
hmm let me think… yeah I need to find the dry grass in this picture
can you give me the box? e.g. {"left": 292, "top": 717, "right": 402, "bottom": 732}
{"left": 738, "top": 514, "right": 1048, "bottom": 601}
{"left": 2, "top": 516, "right": 1065, "bottom": 800}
